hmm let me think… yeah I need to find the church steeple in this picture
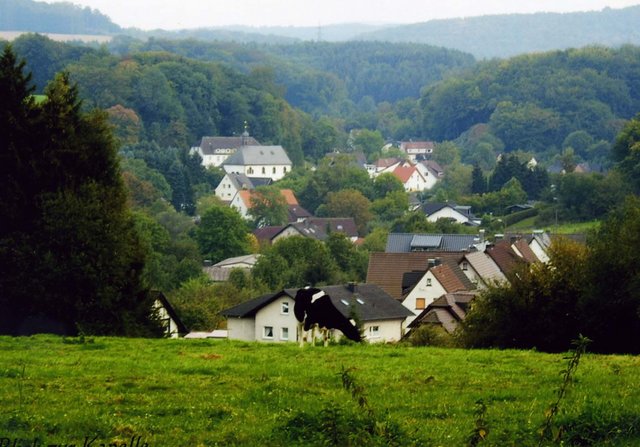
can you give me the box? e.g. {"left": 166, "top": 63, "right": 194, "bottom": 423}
{"left": 241, "top": 121, "right": 249, "bottom": 146}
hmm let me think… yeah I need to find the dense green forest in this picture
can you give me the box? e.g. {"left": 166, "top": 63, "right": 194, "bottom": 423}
{"left": 6, "top": 33, "right": 640, "bottom": 172}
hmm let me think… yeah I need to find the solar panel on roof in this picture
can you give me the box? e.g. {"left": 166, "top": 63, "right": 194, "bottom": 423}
{"left": 410, "top": 235, "right": 442, "bottom": 248}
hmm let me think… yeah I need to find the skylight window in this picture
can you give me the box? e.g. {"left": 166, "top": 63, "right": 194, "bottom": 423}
{"left": 356, "top": 298, "right": 365, "bottom": 305}
{"left": 340, "top": 299, "right": 349, "bottom": 306}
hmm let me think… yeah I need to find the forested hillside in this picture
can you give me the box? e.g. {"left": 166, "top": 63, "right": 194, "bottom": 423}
{"left": 356, "top": 6, "right": 640, "bottom": 59}
{"left": 0, "top": 0, "right": 121, "bottom": 34}
{"left": 421, "top": 46, "right": 640, "bottom": 167}
{"left": 6, "top": 32, "right": 640, "bottom": 170}
{"left": 107, "top": 37, "right": 475, "bottom": 118}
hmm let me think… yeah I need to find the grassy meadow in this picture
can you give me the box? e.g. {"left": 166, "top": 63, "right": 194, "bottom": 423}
{"left": 0, "top": 336, "right": 639, "bottom": 446}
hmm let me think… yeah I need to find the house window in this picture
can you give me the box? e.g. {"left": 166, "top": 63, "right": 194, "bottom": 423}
{"left": 462, "top": 261, "right": 468, "bottom": 271}
{"left": 248, "top": 167, "right": 254, "bottom": 174}
{"left": 262, "top": 167, "right": 266, "bottom": 174}
{"left": 426, "top": 278, "right": 432, "bottom": 286}
{"left": 263, "top": 326, "right": 274, "bottom": 339}
{"left": 415, "top": 298, "right": 426, "bottom": 310}
{"left": 369, "top": 326, "right": 380, "bottom": 337}
{"left": 281, "top": 327, "right": 289, "bottom": 340}
{"left": 273, "top": 167, "right": 276, "bottom": 174}
{"left": 284, "top": 167, "right": 288, "bottom": 173}
{"left": 281, "top": 301, "right": 289, "bottom": 315}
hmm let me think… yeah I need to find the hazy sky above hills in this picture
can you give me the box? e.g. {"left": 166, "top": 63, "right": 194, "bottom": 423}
{"left": 43, "top": 0, "right": 640, "bottom": 30}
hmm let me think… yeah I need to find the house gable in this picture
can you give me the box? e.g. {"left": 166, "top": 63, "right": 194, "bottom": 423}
{"left": 150, "top": 291, "right": 188, "bottom": 338}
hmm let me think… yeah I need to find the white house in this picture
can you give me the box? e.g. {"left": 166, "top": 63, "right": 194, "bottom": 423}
{"left": 413, "top": 162, "right": 439, "bottom": 190}
{"left": 392, "top": 164, "right": 430, "bottom": 192}
{"left": 191, "top": 133, "right": 260, "bottom": 168}
{"left": 222, "top": 145, "right": 292, "bottom": 181}
{"left": 221, "top": 284, "right": 414, "bottom": 344}
{"left": 421, "top": 203, "right": 473, "bottom": 224}
{"left": 214, "top": 172, "right": 271, "bottom": 202}
{"left": 399, "top": 141, "right": 435, "bottom": 161}
{"left": 401, "top": 263, "right": 469, "bottom": 328}
{"left": 230, "top": 188, "right": 299, "bottom": 220}
{"left": 366, "top": 157, "right": 403, "bottom": 178}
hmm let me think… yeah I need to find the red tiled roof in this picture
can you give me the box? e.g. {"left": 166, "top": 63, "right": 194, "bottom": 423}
{"left": 239, "top": 188, "right": 299, "bottom": 208}
{"left": 431, "top": 264, "right": 467, "bottom": 293}
{"left": 393, "top": 165, "right": 418, "bottom": 183}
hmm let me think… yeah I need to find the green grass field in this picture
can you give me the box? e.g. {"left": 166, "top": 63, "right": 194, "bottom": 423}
{"left": 1, "top": 336, "right": 638, "bottom": 446}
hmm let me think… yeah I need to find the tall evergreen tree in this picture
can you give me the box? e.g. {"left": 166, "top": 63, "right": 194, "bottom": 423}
{"left": 471, "top": 164, "right": 486, "bottom": 194}
{"left": 0, "top": 46, "right": 160, "bottom": 336}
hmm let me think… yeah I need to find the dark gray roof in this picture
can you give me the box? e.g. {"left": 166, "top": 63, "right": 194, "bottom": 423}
{"left": 226, "top": 173, "right": 272, "bottom": 191}
{"left": 220, "top": 290, "right": 290, "bottom": 318}
{"left": 386, "top": 233, "right": 481, "bottom": 253}
{"left": 223, "top": 145, "right": 292, "bottom": 166}
{"left": 421, "top": 203, "right": 450, "bottom": 215}
{"left": 287, "top": 205, "right": 313, "bottom": 222}
{"left": 220, "top": 284, "right": 413, "bottom": 322}
{"left": 199, "top": 136, "right": 260, "bottom": 155}
{"left": 322, "top": 284, "right": 414, "bottom": 322}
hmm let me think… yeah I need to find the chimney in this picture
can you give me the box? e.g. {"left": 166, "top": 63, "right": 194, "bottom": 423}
{"left": 479, "top": 229, "right": 486, "bottom": 243}
{"left": 494, "top": 234, "right": 504, "bottom": 242}
{"left": 348, "top": 282, "right": 357, "bottom": 293}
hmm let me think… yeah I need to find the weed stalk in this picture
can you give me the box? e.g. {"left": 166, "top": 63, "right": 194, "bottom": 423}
{"left": 538, "top": 334, "right": 591, "bottom": 445}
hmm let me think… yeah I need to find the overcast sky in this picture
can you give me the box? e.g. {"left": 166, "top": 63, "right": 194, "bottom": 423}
{"left": 43, "top": 0, "right": 640, "bottom": 30}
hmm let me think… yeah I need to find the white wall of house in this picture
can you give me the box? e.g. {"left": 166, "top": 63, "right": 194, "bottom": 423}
{"left": 414, "top": 163, "right": 439, "bottom": 190}
{"left": 426, "top": 207, "right": 470, "bottom": 224}
{"left": 223, "top": 164, "right": 290, "bottom": 181}
{"left": 459, "top": 260, "right": 483, "bottom": 289}
{"left": 229, "top": 193, "right": 250, "bottom": 219}
{"left": 153, "top": 300, "right": 182, "bottom": 339}
{"left": 402, "top": 170, "right": 429, "bottom": 192}
{"left": 254, "top": 297, "right": 298, "bottom": 343}
{"left": 362, "top": 319, "right": 405, "bottom": 343}
{"left": 226, "top": 318, "right": 255, "bottom": 341}
{"left": 192, "top": 147, "right": 236, "bottom": 168}
{"left": 401, "top": 271, "right": 446, "bottom": 327}
{"left": 530, "top": 239, "right": 550, "bottom": 263}
{"left": 215, "top": 175, "right": 239, "bottom": 201}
